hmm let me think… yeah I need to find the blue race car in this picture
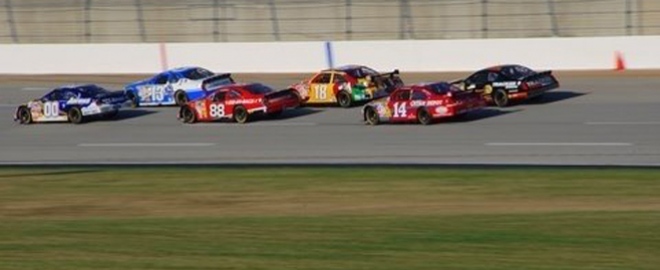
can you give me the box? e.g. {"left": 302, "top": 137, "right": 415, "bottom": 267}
{"left": 124, "top": 66, "right": 235, "bottom": 107}
{"left": 14, "top": 84, "right": 129, "bottom": 124}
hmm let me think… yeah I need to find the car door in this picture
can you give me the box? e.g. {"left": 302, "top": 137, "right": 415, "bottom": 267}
{"left": 308, "top": 72, "right": 333, "bottom": 103}
{"left": 387, "top": 89, "right": 412, "bottom": 122}
{"left": 207, "top": 91, "right": 229, "bottom": 120}
{"left": 140, "top": 73, "right": 170, "bottom": 105}
{"left": 38, "top": 90, "right": 67, "bottom": 121}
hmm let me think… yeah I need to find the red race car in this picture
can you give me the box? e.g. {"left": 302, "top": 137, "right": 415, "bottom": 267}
{"left": 362, "top": 82, "right": 485, "bottom": 125}
{"left": 178, "top": 83, "right": 301, "bottom": 124}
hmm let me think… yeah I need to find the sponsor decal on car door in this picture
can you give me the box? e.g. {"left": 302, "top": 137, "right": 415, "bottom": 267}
{"left": 387, "top": 89, "right": 412, "bottom": 122}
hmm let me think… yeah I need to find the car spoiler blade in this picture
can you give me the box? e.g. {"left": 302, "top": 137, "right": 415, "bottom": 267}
{"left": 202, "top": 73, "right": 235, "bottom": 92}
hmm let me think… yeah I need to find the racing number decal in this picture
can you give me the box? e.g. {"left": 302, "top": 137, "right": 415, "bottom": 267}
{"left": 209, "top": 104, "right": 225, "bottom": 118}
{"left": 152, "top": 87, "right": 164, "bottom": 102}
{"left": 43, "top": 101, "right": 59, "bottom": 117}
{"left": 313, "top": 85, "right": 328, "bottom": 100}
{"left": 393, "top": 102, "right": 406, "bottom": 118}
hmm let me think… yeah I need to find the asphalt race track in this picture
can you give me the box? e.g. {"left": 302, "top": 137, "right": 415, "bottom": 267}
{"left": 1, "top": 72, "right": 659, "bottom": 166}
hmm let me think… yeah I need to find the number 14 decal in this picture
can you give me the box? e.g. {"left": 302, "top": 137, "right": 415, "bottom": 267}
{"left": 393, "top": 102, "right": 406, "bottom": 118}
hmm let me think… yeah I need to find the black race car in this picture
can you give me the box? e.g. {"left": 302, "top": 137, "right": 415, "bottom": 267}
{"left": 453, "top": 64, "right": 559, "bottom": 107}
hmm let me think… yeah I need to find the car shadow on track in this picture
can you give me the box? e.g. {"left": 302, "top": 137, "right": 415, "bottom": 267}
{"left": 442, "top": 108, "right": 521, "bottom": 124}
{"left": 104, "top": 109, "right": 157, "bottom": 122}
{"left": 523, "top": 90, "right": 586, "bottom": 105}
{"left": 255, "top": 107, "right": 323, "bottom": 121}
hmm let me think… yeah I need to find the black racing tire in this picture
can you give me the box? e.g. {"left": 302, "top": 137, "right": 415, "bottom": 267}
{"left": 126, "top": 91, "right": 139, "bottom": 108}
{"left": 233, "top": 106, "right": 249, "bottom": 124}
{"left": 492, "top": 89, "right": 509, "bottom": 107}
{"left": 364, "top": 106, "right": 380, "bottom": 125}
{"left": 336, "top": 91, "right": 352, "bottom": 108}
{"left": 17, "top": 106, "right": 32, "bottom": 124}
{"left": 68, "top": 107, "right": 84, "bottom": 124}
{"left": 175, "top": 90, "right": 188, "bottom": 106}
{"left": 179, "top": 106, "right": 196, "bottom": 124}
{"left": 417, "top": 108, "right": 432, "bottom": 125}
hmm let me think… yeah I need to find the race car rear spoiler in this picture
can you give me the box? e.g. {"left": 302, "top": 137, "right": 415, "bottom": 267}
{"left": 371, "top": 69, "right": 403, "bottom": 92}
{"left": 521, "top": 70, "right": 553, "bottom": 81}
{"left": 202, "top": 73, "right": 235, "bottom": 92}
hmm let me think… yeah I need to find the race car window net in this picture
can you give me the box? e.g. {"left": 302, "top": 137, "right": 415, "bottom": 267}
{"left": 312, "top": 73, "right": 331, "bottom": 84}
{"left": 412, "top": 90, "right": 426, "bottom": 100}
{"left": 393, "top": 90, "right": 411, "bottom": 101}
{"left": 332, "top": 74, "right": 347, "bottom": 83}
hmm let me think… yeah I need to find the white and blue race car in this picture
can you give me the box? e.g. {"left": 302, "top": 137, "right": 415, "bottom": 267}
{"left": 124, "top": 66, "right": 235, "bottom": 107}
{"left": 14, "top": 84, "right": 129, "bottom": 124}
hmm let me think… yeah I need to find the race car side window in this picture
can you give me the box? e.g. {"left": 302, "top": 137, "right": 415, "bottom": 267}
{"left": 487, "top": 72, "right": 500, "bottom": 82}
{"left": 213, "top": 92, "right": 227, "bottom": 102}
{"left": 62, "top": 90, "right": 78, "bottom": 100}
{"left": 332, "top": 73, "right": 347, "bottom": 84}
{"left": 392, "top": 90, "right": 411, "bottom": 101}
{"left": 311, "top": 73, "right": 331, "bottom": 84}
{"left": 45, "top": 90, "right": 63, "bottom": 101}
{"left": 467, "top": 71, "right": 488, "bottom": 84}
{"left": 228, "top": 90, "right": 242, "bottom": 99}
{"left": 412, "top": 90, "right": 426, "bottom": 100}
{"left": 154, "top": 74, "right": 169, "bottom": 84}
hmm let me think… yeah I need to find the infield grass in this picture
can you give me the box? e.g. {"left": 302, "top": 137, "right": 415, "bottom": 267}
{"left": 0, "top": 167, "right": 659, "bottom": 270}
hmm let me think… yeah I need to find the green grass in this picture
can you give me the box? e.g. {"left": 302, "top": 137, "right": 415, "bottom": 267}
{"left": 0, "top": 167, "right": 659, "bottom": 270}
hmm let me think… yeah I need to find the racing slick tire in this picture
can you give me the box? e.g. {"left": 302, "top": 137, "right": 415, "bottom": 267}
{"left": 364, "top": 106, "right": 380, "bottom": 125}
{"left": 67, "top": 107, "right": 84, "bottom": 124}
{"left": 417, "top": 108, "right": 433, "bottom": 125}
{"left": 126, "top": 91, "right": 139, "bottom": 108}
{"left": 233, "top": 106, "right": 250, "bottom": 124}
{"left": 174, "top": 90, "right": 188, "bottom": 106}
{"left": 337, "top": 91, "right": 352, "bottom": 108}
{"left": 179, "top": 106, "right": 197, "bottom": 124}
{"left": 492, "top": 89, "right": 509, "bottom": 107}
{"left": 17, "top": 106, "right": 32, "bottom": 124}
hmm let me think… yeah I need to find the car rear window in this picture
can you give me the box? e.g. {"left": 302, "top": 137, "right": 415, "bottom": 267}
{"left": 245, "top": 84, "right": 274, "bottom": 95}
{"left": 183, "top": 68, "right": 214, "bottom": 80}
{"left": 501, "top": 65, "right": 535, "bottom": 79}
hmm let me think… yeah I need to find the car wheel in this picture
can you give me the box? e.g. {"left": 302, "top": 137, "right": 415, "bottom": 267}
{"left": 126, "top": 91, "right": 139, "bottom": 107}
{"left": 337, "top": 91, "right": 352, "bottom": 108}
{"left": 364, "top": 106, "right": 380, "bottom": 125}
{"left": 492, "top": 89, "right": 509, "bottom": 107}
{"left": 68, "top": 107, "right": 84, "bottom": 124}
{"left": 175, "top": 90, "right": 188, "bottom": 106}
{"left": 17, "top": 106, "right": 32, "bottom": 124}
{"left": 417, "top": 108, "right": 432, "bottom": 125}
{"left": 233, "top": 106, "right": 249, "bottom": 124}
{"left": 179, "top": 106, "right": 196, "bottom": 123}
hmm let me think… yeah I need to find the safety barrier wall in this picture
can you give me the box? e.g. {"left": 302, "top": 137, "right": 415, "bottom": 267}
{"left": 0, "top": 36, "right": 658, "bottom": 74}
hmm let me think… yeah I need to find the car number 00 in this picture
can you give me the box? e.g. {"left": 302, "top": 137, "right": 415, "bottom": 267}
{"left": 43, "top": 101, "right": 59, "bottom": 117}
{"left": 210, "top": 104, "right": 225, "bottom": 118}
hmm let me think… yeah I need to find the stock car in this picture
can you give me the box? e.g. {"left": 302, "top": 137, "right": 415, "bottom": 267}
{"left": 362, "top": 82, "right": 485, "bottom": 125}
{"left": 124, "top": 66, "right": 235, "bottom": 107}
{"left": 178, "top": 83, "right": 302, "bottom": 124}
{"left": 290, "top": 65, "right": 403, "bottom": 108}
{"left": 453, "top": 64, "right": 559, "bottom": 107}
{"left": 14, "top": 84, "right": 128, "bottom": 124}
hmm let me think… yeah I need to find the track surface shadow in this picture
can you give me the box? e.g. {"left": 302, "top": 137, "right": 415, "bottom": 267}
{"left": 102, "top": 109, "right": 157, "bottom": 122}
{"left": 523, "top": 90, "right": 586, "bottom": 105}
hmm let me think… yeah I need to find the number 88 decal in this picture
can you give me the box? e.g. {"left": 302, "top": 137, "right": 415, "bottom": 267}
{"left": 210, "top": 104, "right": 225, "bottom": 118}
{"left": 43, "top": 101, "right": 60, "bottom": 117}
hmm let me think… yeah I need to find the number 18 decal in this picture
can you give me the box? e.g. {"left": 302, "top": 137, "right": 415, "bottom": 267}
{"left": 314, "top": 85, "right": 328, "bottom": 100}
{"left": 43, "top": 101, "right": 60, "bottom": 117}
{"left": 210, "top": 103, "right": 225, "bottom": 118}
{"left": 393, "top": 102, "right": 406, "bottom": 118}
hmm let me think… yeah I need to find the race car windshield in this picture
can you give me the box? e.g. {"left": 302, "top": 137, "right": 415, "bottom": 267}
{"left": 183, "top": 68, "right": 214, "bottom": 80}
{"left": 245, "top": 84, "right": 274, "bottom": 95}
{"left": 501, "top": 65, "right": 535, "bottom": 79}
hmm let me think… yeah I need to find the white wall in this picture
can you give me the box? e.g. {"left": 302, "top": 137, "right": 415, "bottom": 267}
{"left": 0, "top": 36, "right": 658, "bottom": 74}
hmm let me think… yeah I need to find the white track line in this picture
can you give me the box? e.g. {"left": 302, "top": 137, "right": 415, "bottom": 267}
{"left": 21, "top": 87, "right": 49, "bottom": 91}
{"left": 78, "top": 143, "right": 215, "bottom": 147}
{"left": 486, "top": 142, "right": 633, "bottom": 147}
{"left": 585, "top": 121, "right": 660, "bottom": 125}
